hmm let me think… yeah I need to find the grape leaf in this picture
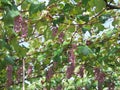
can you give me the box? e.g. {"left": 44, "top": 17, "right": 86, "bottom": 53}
{"left": 29, "top": 3, "right": 45, "bottom": 15}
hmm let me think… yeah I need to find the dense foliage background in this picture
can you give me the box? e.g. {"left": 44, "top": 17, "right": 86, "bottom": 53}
{"left": 0, "top": 0, "right": 120, "bottom": 90}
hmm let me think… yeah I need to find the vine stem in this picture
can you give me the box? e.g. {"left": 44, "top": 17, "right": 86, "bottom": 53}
{"left": 22, "top": 58, "right": 25, "bottom": 90}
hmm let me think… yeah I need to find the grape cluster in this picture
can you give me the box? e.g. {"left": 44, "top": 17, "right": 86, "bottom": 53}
{"left": 6, "top": 65, "right": 13, "bottom": 87}
{"left": 46, "top": 62, "right": 58, "bottom": 81}
{"left": 86, "top": 40, "right": 92, "bottom": 46}
{"left": 46, "top": 67, "right": 54, "bottom": 81}
{"left": 56, "top": 84, "right": 62, "bottom": 90}
{"left": 14, "top": 15, "right": 28, "bottom": 38}
{"left": 66, "top": 44, "right": 77, "bottom": 79}
{"left": 77, "top": 64, "right": 85, "bottom": 78}
{"left": 93, "top": 67, "right": 106, "bottom": 83}
{"left": 72, "top": 43, "right": 77, "bottom": 49}
{"left": 16, "top": 66, "right": 23, "bottom": 83}
{"left": 58, "top": 32, "right": 64, "bottom": 43}
{"left": 14, "top": 15, "right": 23, "bottom": 32}
{"left": 66, "top": 64, "right": 74, "bottom": 79}
{"left": 21, "top": 20, "right": 28, "bottom": 38}
{"left": 53, "top": 61, "right": 57, "bottom": 68}
{"left": 27, "top": 65, "right": 33, "bottom": 77}
{"left": 51, "top": 26, "right": 58, "bottom": 37}
{"left": 68, "top": 49, "right": 76, "bottom": 66}
{"left": 77, "top": 87, "right": 82, "bottom": 90}
{"left": 108, "top": 82, "right": 115, "bottom": 90}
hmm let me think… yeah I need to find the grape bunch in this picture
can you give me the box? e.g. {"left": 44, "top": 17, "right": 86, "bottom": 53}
{"left": 68, "top": 49, "right": 76, "bottom": 66}
{"left": 108, "top": 82, "right": 115, "bottom": 90}
{"left": 66, "top": 64, "right": 74, "bottom": 79}
{"left": 14, "top": 15, "right": 23, "bottom": 32}
{"left": 6, "top": 65, "right": 13, "bottom": 87}
{"left": 27, "top": 65, "right": 33, "bottom": 77}
{"left": 51, "top": 26, "right": 58, "bottom": 37}
{"left": 77, "top": 64, "right": 85, "bottom": 78}
{"left": 93, "top": 67, "right": 106, "bottom": 83}
{"left": 46, "top": 67, "right": 54, "bottom": 81}
{"left": 21, "top": 20, "right": 28, "bottom": 38}
{"left": 72, "top": 43, "right": 77, "bottom": 49}
{"left": 53, "top": 61, "right": 57, "bottom": 68}
{"left": 14, "top": 15, "right": 28, "bottom": 38}
{"left": 66, "top": 45, "right": 77, "bottom": 79}
{"left": 94, "top": 67, "right": 100, "bottom": 80}
{"left": 56, "top": 84, "right": 62, "bottom": 90}
{"left": 16, "top": 66, "right": 23, "bottom": 83}
{"left": 58, "top": 32, "right": 64, "bottom": 43}
{"left": 77, "top": 87, "right": 82, "bottom": 90}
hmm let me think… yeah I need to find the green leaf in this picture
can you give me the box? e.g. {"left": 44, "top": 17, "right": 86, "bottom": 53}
{"left": 53, "top": 48, "right": 63, "bottom": 62}
{"left": 4, "top": 55, "right": 15, "bottom": 64}
{"left": 82, "top": 0, "right": 89, "bottom": 5}
{"left": 104, "top": 29, "right": 117, "bottom": 38}
{"left": 76, "top": 15, "right": 89, "bottom": 22}
{"left": 53, "top": 15, "right": 65, "bottom": 25}
{"left": 49, "top": 0, "right": 58, "bottom": 5}
{"left": 8, "top": 9, "right": 20, "bottom": 18}
{"left": 99, "top": 14, "right": 111, "bottom": 23}
{"left": 1, "top": 0, "right": 12, "bottom": 6}
{"left": 37, "top": 54, "right": 46, "bottom": 62}
{"left": 29, "top": 3, "right": 45, "bottom": 15}
{"left": 82, "top": 25, "right": 91, "bottom": 33}
{"left": 77, "top": 45, "right": 93, "bottom": 55}
{"left": 94, "top": 0, "right": 106, "bottom": 12}
{"left": 3, "top": 9, "right": 19, "bottom": 25}
{"left": 63, "top": 3, "right": 73, "bottom": 12}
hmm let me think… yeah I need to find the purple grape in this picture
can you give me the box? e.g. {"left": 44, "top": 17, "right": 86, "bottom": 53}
{"left": 14, "top": 15, "right": 28, "bottom": 38}
{"left": 66, "top": 64, "right": 74, "bottom": 79}
{"left": 58, "top": 32, "right": 64, "bottom": 43}
{"left": 51, "top": 26, "right": 58, "bottom": 37}
{"left": 16, "top": 66, "right": 23, "bottom": 83}
{"left": 27, "top": 65, "right": 32, "bottom": 76}
{"left": 6, "top": 65, "right": 13, "bottom": 87}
